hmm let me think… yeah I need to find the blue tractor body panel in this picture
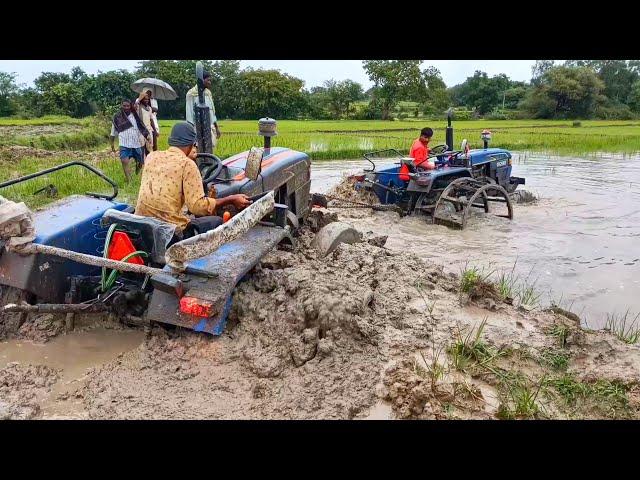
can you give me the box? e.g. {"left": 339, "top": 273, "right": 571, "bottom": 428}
{"left": 0, "top": 196, "right": 129, "bottom": 301}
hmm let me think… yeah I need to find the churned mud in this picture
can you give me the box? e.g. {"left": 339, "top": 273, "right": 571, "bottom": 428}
{"left": 2, "top": 187, "right": 640, "bottom": 419}
{"left": 2, "top": 227, "right": 638, "bottom": 419}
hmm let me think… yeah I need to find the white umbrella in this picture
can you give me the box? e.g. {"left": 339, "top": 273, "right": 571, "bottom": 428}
{"left": 131, "top": 78, "right": 178, "bottom": 100}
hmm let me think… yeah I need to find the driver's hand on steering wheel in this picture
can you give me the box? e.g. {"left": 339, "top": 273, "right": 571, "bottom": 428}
{"left": 231, "top": 194, "right": 252, "bottom": 210}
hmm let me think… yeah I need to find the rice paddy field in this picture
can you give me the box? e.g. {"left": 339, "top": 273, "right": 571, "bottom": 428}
{"left": 157, "top": 118, "right": 640, "bottom": 159}
{"left": 1, "top": 115, "right": 640, "bottom": 208}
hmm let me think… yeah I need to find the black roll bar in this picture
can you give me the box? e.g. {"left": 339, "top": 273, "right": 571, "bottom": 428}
{"left": 0, "top": 161, "right": 119, "bottom": 201}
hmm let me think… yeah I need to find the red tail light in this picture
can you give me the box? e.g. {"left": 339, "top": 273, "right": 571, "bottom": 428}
{"left": 179, "top": 297, "right": 214, "bottom": 317}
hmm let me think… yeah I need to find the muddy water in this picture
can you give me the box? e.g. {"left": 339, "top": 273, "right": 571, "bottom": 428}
{"left": 310, "top": 152, "right": 640, "bottom": 329}
{"left": 0, "top": 329, "right": 144, "bottom": 418}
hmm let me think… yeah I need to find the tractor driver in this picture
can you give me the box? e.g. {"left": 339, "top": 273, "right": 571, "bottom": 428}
{"left": 410, "top": 127, "right": 435, "bottom": 171}
{"left": 135, "top": 122, "right": 251, "bottom": 238}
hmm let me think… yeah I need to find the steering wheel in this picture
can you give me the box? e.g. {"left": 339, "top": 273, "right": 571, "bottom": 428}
{"left": 429, "top": 144, "right": 449, "bottom": 156}
{"left": 197, "top": 153, "right": 224, "bottom": 185}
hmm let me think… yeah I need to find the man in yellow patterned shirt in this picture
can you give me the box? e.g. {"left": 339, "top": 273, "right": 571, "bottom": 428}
{"left": 135, "top": 122, "right": 250, "bottom": 237}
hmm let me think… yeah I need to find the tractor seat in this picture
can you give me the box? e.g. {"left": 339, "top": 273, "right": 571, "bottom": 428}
{"left": 101, "top": 209, "right": 179, "bottom": 265}
{"left": 400, "top": 157, "right": 417, "bottom": 173}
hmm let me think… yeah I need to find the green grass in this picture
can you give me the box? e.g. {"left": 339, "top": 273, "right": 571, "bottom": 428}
{"left": 547, "top": 374, "right": 631, "bottom": 418}
{"left": 0, "top": 115, "right": 85, "bottom": 126}
{"left": 155, "top": 118, "right": 640, "bottom": 158}
{"left": 605, "top": 310, "right": 640, "bottom": 344}
{"left": 4, "top": 116, "right": 640, "bottom": 160}
{"left": 0, "top": 154, "right": 140, "bottom": 209}
{"left": 3, "top": 115, "right": 640, "bottom": 210}
{"left": 496, "top": 373, "right": 545, "bottom": 419}
{"left": 539, "top": 348, "right": 570, "bottom": 371}
{"left": 548, "top": 324, "right": 571, "bottom": 348}
{"left": 448, "top": 318, "right": 504, "bottom": 373}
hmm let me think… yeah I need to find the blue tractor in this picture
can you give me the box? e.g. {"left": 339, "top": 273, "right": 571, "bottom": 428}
{"left": 0, "top": 121, "right": 311, "bottom": 337}
{"left": 349, "top": 113, "right": 525, "bottom": 228}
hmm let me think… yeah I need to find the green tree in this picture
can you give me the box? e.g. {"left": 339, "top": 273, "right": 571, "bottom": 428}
{"left": 209, "top": 61, "right": 244, "bottom": 119}
{"left": 531, "top": 60, "right": 555, "bottom": 85}
{"left": 521, "top": 66, "right": 605, "bottom": 118}
{"left": 0, "top": 72, "right": 20, "bottom": 116}
{"left": 453, "top": 71, "right": 512, "bottom": 114}
{"left": 420, "top": 66, "right": 450, "bottom": 115}
{"left": 32, "top": 68, "right": 92, "bottom": 117}
{"left": 362, "top": 60, "right": 423, "bottom": 120}
{"left": 627, "top": 80, "right": 640, "bottom": 113}
{"left": 85, "top": 69, "right": 138, "bottom": 116}
{"left": 503, "top": 82, "right": 529, "bottom": 109}
{"left": 320, "top": 79, "right": 364, "bottom": 118}
{"left": 239, "top": 69, "right": 306, "bottom": 119}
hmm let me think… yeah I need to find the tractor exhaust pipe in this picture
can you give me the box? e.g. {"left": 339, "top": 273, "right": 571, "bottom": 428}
{"left": 446, "top": 109, "right": 454, "bottom": 151}
{"left": 258, "top": 117, "right": 277, "bottom": 153}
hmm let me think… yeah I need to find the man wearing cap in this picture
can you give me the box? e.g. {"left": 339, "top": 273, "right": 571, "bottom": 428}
{"left": 135, "top": 122, "right": 250, "bottom": 237}
{"left": 185, "top": 70, "right": 221, "bottom": 152}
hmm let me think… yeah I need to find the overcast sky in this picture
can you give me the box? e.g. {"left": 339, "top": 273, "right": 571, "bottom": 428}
{"left": 0, "top": 60, "right": 540, "bottom": 89}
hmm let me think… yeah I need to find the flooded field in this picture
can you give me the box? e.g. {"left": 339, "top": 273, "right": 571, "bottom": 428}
{"left": 310, "top": 152, "right": 640, "bottom": 329}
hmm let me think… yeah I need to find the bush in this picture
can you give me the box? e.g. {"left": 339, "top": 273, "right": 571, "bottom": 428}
{"left": 572, "top": 121, "right": 582, "bottom": 127}
{"left": 594, "top": 103, "right": 634, "bottom": 120}
{"left": 486, "top": 109, "right": 526, "bottom": 120}
{"left": 449, "top": 109, "right": 473, "bottom": 121}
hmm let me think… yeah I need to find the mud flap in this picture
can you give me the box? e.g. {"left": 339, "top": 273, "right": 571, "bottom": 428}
{"left": 146, "top": 225, "right": 290, "bottom": 335}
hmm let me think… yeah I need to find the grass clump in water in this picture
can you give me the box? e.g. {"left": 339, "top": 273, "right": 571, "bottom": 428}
{"left": 459, "top": 263, "right": 495, "bottom": 296}
{"left": 605, "top": 310, "right": 640, "bottom": 344}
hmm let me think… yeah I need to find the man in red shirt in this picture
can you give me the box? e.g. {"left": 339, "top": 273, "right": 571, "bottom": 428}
{"left": 399, "top": 127, "right": 434, "bottom": 181}
{"left": 410, "top": 127, "right": 434, "bottom": 170}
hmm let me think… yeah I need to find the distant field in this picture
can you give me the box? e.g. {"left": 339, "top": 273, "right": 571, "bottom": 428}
{"left": 157, "top": 119, "right": 640, "bottom": 158}
{"left": 2, "top": 116, "right": 640, "bottom": 160}
{"left": 1, "top": 115, "right": 640, "bottom": 209}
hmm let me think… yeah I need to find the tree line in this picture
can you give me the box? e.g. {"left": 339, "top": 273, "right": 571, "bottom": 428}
{"left": 1, "top": 60, "right": 640, "bottom": 121}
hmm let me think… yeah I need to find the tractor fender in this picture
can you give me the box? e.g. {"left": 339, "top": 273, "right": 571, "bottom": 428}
{"left": 312, "top": 222, "right": 362, "bottom": 257}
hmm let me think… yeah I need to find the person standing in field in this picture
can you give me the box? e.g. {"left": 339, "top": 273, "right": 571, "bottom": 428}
{"left": 110, "top": 99, "right": 149, "bottom": 183}
{"left": 148, "top": 90, "right": 160, "bottom": 151}
{"left": 185, "top": 70, "right": 221, "bottom": 152}
{"left": 135, "top": 89, "right": 156, "bottom": 166}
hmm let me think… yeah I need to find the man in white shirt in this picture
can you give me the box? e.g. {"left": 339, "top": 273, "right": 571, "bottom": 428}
{"left": 185, "top": 70, "right": 221, "bottom": 152}
{"left": 109, "top": 99, "right": 149, "bottom": 183}
{"left": 136, "top": 90, "right": 161, "bottom": 151}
